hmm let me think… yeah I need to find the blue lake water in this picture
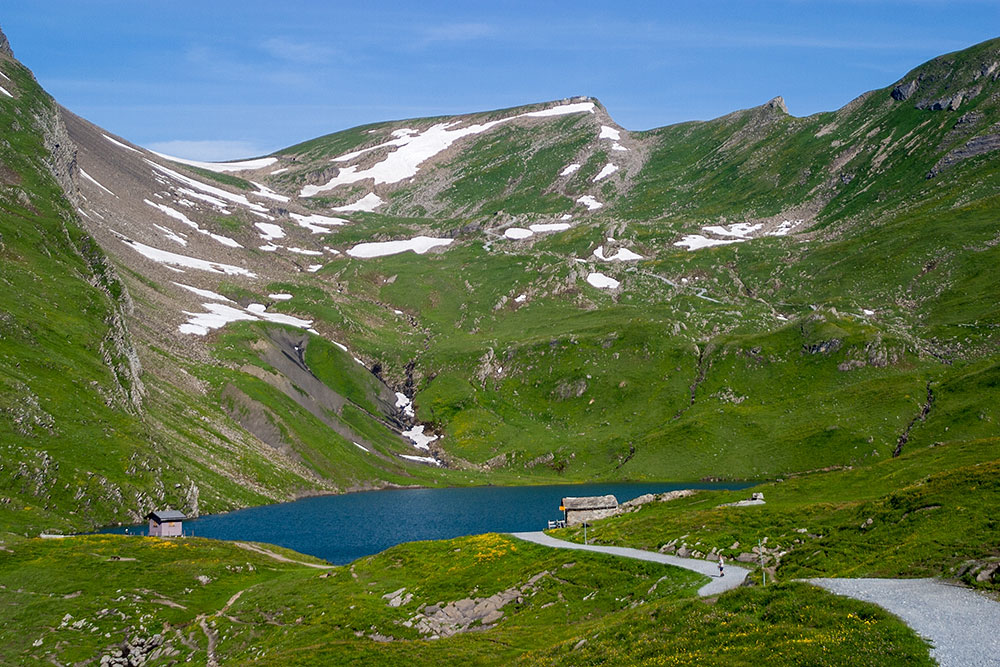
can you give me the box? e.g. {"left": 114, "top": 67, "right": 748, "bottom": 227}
{"left": 103, "top": 481, "right": 750, "bottom": 565}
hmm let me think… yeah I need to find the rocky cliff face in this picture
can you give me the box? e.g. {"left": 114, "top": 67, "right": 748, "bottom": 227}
{"left": 0, "top": 27, "right": 12, "bottom": 59}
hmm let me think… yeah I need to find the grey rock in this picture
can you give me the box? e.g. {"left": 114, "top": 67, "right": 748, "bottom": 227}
{"left": 892, "top": 80, "right": 919, "bottom": 101}
{"left": 0, "top": 26, "right": 12, "bottom": 59}
{"left": 481, "top": 609, "right": 504, "bottom": 625}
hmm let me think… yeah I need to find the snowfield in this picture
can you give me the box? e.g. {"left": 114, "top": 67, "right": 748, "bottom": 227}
{"left": 119, "top": 236, "right": 256, "bottom": 276}
{"left": 147, "top": 160, "right": 270, "bottom": 214}
{"left": 173, "top": 282, "right": 233, "bottom": 302}
{"left": 289, "top": 212, "right": 347, "bottom": 233}
{"left": 577, "top": 195, "right": 604, "bottom": 210}
{"left": 594, "top": 246, "right": 643, "bottom": 261}
{"left": 586, "top": 272, "right": 620, "bottom": 289}
{"left": 594, "top": 163, "right": 619, "bottom": 182}
{"left": 399, "top": 454, "right": 440, "bottom": 466}
{"left": 347, "top": 236, "right": 453, "bottom": 258}
{"left": 599, "top": 125, "right": 621, "bottom": 140}
{"left": 395, "top": 392, "right": 415, "bottom": 418}
{"left": 331, "top": 193, "right": 383, "bottom": 212}
{"left": 250, "top": 181, "right": 290, "bottom": 203}
{"left": 560, "top": 163, "right": 581, "bottom": 176}
{"left": 154, "top": 224, "right": 187, "bottom": 246}
{"left": 674, "top": 235, "right": 743, "bottom": 251}
{"left": 301, "top": 101, "right": 595, "bottom": 197}
{"left": 402, "top": 425, "right": 438, "bottom": 450}
{"left": 254, "top": 222, "right": 285, "bottom": 241}
{"left": 80, "top": 169, "right": 117, "bottom": 198}
{"left": 102, "top": 134, "right": 141, "bottom": 153}
{"left": 676, "top": 219, "right": 806, "bottom": 251}
{"left": 702, "top": 223, "right": 763, "bottom": 238}
{"left": 146, "top": 199, "right": 242, "bottom": 247}
{"left": 178, "top": 302, "right": 313, "bottom": 336}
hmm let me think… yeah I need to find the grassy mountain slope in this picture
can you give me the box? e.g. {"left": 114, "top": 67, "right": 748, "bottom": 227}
{"left": 2, "top": 30, "right": 999, "bottom": 535}
{"left": 0, "top": 33, "right": 472, "bottom": 537}
{"left": 2, "top": 27, "right": 1000, "bottom": 667}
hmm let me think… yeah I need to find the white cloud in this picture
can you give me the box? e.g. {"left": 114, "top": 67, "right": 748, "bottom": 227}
{"left": 419, "top": 22, "right": 494, "bottom": 44}
{"left": 261, "top": 37, "right": 342, "bottom": 64}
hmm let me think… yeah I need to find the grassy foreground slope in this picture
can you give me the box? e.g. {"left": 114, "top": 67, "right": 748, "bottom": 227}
{"left": 0, "top": 532, "right": 932, "bottom": 666}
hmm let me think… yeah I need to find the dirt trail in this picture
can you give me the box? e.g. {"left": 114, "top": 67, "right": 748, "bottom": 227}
{"left": 510, "top": 531, "right": 747, "bottom": 597}
{"left": 235, "top": 541, "right": 335, "bottom": 569}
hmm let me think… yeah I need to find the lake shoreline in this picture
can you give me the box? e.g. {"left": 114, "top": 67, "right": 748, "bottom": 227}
{"left": 99, "top": 480, "right": 755, "bottom": 565}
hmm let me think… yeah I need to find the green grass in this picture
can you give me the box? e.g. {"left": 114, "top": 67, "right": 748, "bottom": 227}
{"left": 550, "top": 435, "right": 1000, "bottom": 591}
{"left": 0, "top": 532, "right": 932, "bottom": 666}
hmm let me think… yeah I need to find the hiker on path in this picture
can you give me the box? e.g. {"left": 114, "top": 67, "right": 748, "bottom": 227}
{"left": 718, "top": 555, "right": 725, "bottom": 577}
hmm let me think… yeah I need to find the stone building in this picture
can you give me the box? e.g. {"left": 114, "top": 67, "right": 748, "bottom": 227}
{"left": 146, "top": 509, "right": 185, "bottom": 537}
{"left": 560, "top": 495, "right": 619, "bottom": 526}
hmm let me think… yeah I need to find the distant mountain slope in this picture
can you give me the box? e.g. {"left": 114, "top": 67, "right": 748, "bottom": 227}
{"left": 2, "top": 26, "right": 999, "bottom": 533}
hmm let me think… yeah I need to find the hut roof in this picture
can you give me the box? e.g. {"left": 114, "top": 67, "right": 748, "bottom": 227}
{"left": 146, "top": 510, "right": 186, "bottom": 522}
{"left": 562, "top": 495, "right": 618, "bottom": 510}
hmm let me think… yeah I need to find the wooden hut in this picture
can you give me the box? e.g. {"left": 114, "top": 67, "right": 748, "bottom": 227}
{"left": 560, "top": 495, "right": 619, "bottom": 526}
{"left": 146, "top": 509, "right": 186, "bottom": 537}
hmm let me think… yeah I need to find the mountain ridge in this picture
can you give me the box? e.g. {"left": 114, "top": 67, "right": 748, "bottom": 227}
{"left": 0, "top": 29, "right": 998, "bottom": 536}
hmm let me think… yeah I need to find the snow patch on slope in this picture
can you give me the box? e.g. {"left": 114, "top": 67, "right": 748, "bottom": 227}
{"left": 586, "top": 272, "right": 620, "bottom": 289}
{"left": 599, "top": 125, "right": 620, "bottom": 140}
{"left": 594, "top": 246, "right": 642, "bottom": 261}
{"left": 594, "top": 163, "right": 619, "bottom": 182}
{"left": 347, "top": 236, "right": 453, "bottom": 258}
{"left": 254, "top": 222, "right": 285, "bottom": 241}
{"left": 289, "top": 212, "right": 347, "bottom": 233}
{"left": 403, "top": 425, "right": 438, "bottom": 450}
{"left": 119, "top": 236, "right": 255, "bottom": 277}
{"left": 145, "top": 199, "right": 242, "bottom": 248}
{"left": 301, "top": 102, "right": 595, "bottom": 197}
{"left": 147, "top": 160, "right": 269, "bottom": 214}
{"left": 173, "top": 282, "right": 233, "bottom": 302}
{"left": 102, "top": 134, "right": 141, "bottom": 153}
{"left": 80, "top": 169, "right": 117, "bottom": 198}
{"left": 331, "top": 193, "right": 383, "bottom": 212}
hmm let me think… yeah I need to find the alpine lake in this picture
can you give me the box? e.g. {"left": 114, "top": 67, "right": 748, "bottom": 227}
{"left": 102, "top": 481, "right": 751, "bottom": 564}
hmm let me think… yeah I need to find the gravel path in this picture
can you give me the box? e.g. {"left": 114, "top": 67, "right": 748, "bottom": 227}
{"left": 808, "top": 578, "right": 1000, "bottom": 667}
{"left": 510, "top": 531, "right": 747, "bottom": 596}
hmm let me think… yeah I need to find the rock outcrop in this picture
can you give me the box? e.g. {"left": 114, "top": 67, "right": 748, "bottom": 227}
{"left": 0, "top": 26, "right": 12, "bottom": 59}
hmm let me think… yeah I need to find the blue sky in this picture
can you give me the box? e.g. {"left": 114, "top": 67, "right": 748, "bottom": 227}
{"left": 3, "top": 1, "right": 998, "bottom": 160}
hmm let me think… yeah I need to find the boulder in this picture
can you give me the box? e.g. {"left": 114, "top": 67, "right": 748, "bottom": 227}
{"left": 891, "top": 80, "right": 919, "bottom": 101}
{"left": 481, "top": 609, "right": 504, "bottom": 625}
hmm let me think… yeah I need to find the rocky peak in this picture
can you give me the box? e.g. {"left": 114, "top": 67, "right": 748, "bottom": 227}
{"left": 765, "top": 96, "right": 789, "bottom": 114}
{"left": 0, "top": 26, "right": 12, "bottom": 59}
